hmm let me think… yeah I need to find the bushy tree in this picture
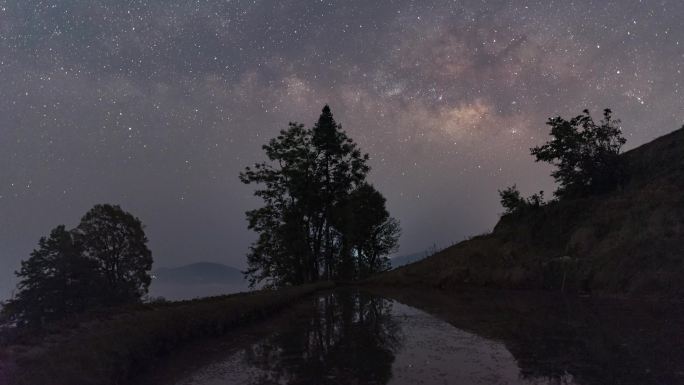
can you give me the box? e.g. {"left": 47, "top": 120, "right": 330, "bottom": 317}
{"left": 499, "top": 185, "right": 526, "bottom": 215}
{"left": 75, "top": 204, "right": 153, "bottom": 305}
{"left": 498, "top": 185, "right": 545, "bottom": 215}
{"left": 335, "top": 184, "right": 400, "bottom": 279}
{"left": 241, "top": 106, "right": 400, "bottom": 287}
{"left": 241, "top": 122, "right": 321, "bottom": 287}
{"left": 531, "top": 109, "right": 626, "bottom": 197}
{"left": 2, "top": 226, "right": 101, "bottom": 326}
{"left": 2, "top": 205, "right": 152, "bottom": 326}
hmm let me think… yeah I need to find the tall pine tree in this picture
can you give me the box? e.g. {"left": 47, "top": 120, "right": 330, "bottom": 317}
{"left": 311, "top": 105, "right": 370, "bottom": 280}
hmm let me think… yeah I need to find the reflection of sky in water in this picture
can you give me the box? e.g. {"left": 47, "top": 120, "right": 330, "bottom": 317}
{"left": 389, "top": 303, "right": 577, "bottom": 385}
{"left": 173, "top": 351, "right": 274, "bottom": 385}
{"left": 172, "top": 294, "right": 577, "bottom": 385}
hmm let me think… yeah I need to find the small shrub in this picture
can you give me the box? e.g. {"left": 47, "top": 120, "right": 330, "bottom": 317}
{"left": 499, "top": 185, "right": 546, "bottom": 215}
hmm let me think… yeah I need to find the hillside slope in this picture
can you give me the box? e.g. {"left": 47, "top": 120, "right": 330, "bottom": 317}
{"left": 373, "top": 127, "right": 684, "bottom": 297}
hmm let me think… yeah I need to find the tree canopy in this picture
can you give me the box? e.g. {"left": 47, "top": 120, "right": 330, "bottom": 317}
{"left": 498, "top": 108, "right": 626, "bottom": 214}
{"left": 531, "top": 108, "right": 626, "bottom": 198}
{"left": 241, "top": 105, "right": 400, "bottom": 287}
{"left": 2, "top": 204, "right": 152, "bottom": 326}
{"left": 2, "top": 226, "right": 101, "bottom": 326}
{"left": 75, "top": 204, "right": 153, "bottom": 304}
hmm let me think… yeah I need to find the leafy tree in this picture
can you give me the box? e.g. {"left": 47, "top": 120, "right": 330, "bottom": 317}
{"left": 2, "top": 226, "right": 101, "bottom": 327}
{"left": 2, "top": 205, "right": 152, "bottom": 326}
{"left": 531, "top": 109, "right": 626, "bottom": 197}
{"left": 74, "top": 204, "right": 153, "bottom": 305}
{"left": 335, "top": 184, "right": 400, "bottom": 279}
{"left": 499, "top": 185, "right": 526, "bottom": 215}
{"left": 241, "top": 122, "right": 319, "bottom": 287}
{"left": 241, "top": 106, "right": 399, "bottom": 287}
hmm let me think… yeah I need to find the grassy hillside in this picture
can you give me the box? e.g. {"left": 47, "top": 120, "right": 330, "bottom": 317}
{"left": 373, "top": 127, "right": 684, "bottom": 297}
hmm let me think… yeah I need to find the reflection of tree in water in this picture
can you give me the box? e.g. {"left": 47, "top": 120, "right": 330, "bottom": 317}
{"left": 243, "top": 290, "right": 402, "bottom": 385}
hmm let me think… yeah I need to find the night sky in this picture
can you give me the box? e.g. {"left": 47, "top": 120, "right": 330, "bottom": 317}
{"left": 1, "top": 0, "right": 682, "bottom": 298}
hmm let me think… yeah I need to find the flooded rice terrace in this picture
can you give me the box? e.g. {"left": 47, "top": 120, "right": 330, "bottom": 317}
{"left": 142, "top": 289, "right": 684, "bottom": 385}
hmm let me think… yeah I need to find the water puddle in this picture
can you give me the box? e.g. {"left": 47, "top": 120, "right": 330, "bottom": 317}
{"left": 161, "top": 290, "right": 586, "bottom": 385}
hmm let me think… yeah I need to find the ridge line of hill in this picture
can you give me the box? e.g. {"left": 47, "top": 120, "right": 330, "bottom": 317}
{"left": 372, "top": 127, "right": 684, "bottom": 297}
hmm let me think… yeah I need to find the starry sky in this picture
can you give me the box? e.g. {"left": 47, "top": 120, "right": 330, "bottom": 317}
{"left": 1, "top": 0, "right": 683, "bottom": 298}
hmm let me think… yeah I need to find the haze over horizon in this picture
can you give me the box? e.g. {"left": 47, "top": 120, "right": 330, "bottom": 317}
{"left": 1, "top": 0, "right": 683, "bottom": 299}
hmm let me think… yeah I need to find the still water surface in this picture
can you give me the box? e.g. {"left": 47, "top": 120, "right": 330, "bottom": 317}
{"left": 146, "top": 289, "right": 683, "bottom": 385}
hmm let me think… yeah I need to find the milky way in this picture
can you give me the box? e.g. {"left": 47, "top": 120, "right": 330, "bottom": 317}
{"left": 1, "top": 0, "right": 682, "bottom": 297}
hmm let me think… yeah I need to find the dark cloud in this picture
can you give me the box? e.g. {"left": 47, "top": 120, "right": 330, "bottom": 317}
{"left": 1, "top": 0, "right": 683, "bottom": 298}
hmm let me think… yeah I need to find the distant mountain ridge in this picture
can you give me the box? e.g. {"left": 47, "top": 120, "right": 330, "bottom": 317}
{"left": 149, "top": 262, "right": 248, "bottom": 300}
{"left": 153, "top": 262, "right": 245, "bottom": 285}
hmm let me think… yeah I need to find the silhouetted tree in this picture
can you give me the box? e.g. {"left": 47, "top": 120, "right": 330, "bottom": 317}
{"left": 531, "top": 109, "right": 626, "bottom": 197}
{"left": 498, "top": 185, "right": 545, "bottom": 215}
{"left": 2, "top": 205, "right": 152, "bottom": 326}
{"left": 75, "top": 204, "right": 153, "bottom": 305}
{"left": 2, "top": 226, "right": 101, "bottom": 327}
{"left": 240, "top": 122, "right": 319, "bottom": 287}
{"left": 241, "top": 106, "right": 399, "bottom": 287}
{"left": 499, "top": 185, "right": 526, "bottom": 215}
{"left": 312, "top": 106, "right": 371, "bottom": 280}
{"left": 335, "top": 184, "right": 400, "bottom": 279}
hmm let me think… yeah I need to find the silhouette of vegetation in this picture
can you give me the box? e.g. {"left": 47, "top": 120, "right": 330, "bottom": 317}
{"left": 531, "top": 108, "right": 627, "bottom": 198}
{"left": 334, "top": 183, "right": 401, "bottom": 279}
{"left": 1, "top": 226, "right": 101, "bottom": 327}
{"left": 2, "top": 204, "right": 152, "bottom": 327}
{"left": 382, "top": 122, "right": 684, "bottom": 297}
{"left": 498, "top": 108, "right": 625, "bottom": 214}
{"left": 241, "top": 105, "right": 400, "bottom": 287}
{"left": 498, "top": 185, "right": 545, "bottom": 215}
{"left": 74, "top": 204, "right": 152, "bottom": 305}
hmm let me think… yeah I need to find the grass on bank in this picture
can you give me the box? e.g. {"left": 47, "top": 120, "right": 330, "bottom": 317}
{"left": 3, "top": 282, "right": 333, "bottom": 385}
